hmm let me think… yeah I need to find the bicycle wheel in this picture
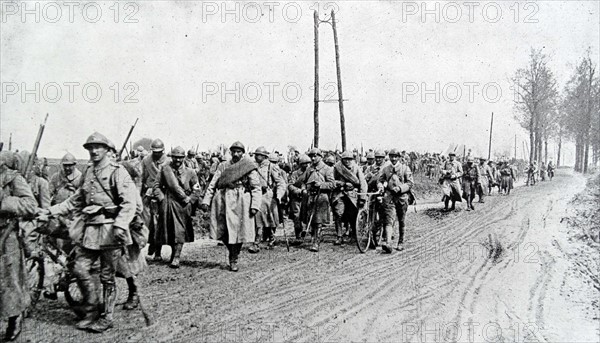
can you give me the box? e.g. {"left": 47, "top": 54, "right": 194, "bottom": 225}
{"left": 355, "top": 207, "right": 371, "bottom": 253}
{"left": 26, "top": 256, "right": 44, "bottom": 310}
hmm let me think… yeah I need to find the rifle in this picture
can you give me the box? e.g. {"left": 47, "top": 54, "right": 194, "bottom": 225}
{"left": 8, "top": 132, "right": 12, "bottom": 150}
{"left": 117, "top": 118, "right": 139, "bottom": 161}
{"left": 25, "top": 113, "right": 49, "bottom": 178}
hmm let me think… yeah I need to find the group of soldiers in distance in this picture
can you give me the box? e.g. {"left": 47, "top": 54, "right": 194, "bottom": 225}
{"left": 0, "top": 132, "right": 555, "bottom": 340}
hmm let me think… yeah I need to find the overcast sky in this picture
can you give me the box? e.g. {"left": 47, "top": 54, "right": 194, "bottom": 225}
{"left": 1, "top": 0, "right": 598, "bottom": 163}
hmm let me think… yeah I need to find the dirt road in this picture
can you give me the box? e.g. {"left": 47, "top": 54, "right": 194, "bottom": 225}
{"left": 10, "top": 169, "right": 599, "bottom": 343}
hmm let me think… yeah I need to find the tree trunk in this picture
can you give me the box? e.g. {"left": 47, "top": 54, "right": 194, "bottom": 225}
{"left": 529, "top": 118, "right": 535, "bottom": 162}
{"left": 557, "top": 135, "right": 562, "bottom": 167}
{"left": 544, "top": 139, "right": 548, "bottom": 163}
{"left": 583, "top": 132, "right": 590, "bottom": 173}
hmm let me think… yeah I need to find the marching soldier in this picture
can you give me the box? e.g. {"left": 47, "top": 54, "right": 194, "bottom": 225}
{"left": 141, "top": 138, "right": 169, "bottom": 258}
{"left": 184, "top": 149, "right": 200, "bottom": 173}
{"left": 1, "top": 151, "right": 38, "bottom": 341}
{"left": 440, "top": 152, "right": 463, "bottom": 211}
{"left": 377, "top": 148, "right": 414, "bottom": 252}
{"left": 49, "top": 153, "right": 82, "bottom": 204}
{"left": 331, "top": 151, "right": 367, "bottom": 245}
{"left": 154, "top": 147, "right": 199, "bottom": 268}
{"left": 303, "top": 148, "right": 335, "bottom": 252}
{"left": 40, "top": 132, "right": 137, "bottom": 332}
{"left": 287, "top": 154, "right": 311, "bottom": 243}
{"left": 249, "top": 147, "right": 286, "bottom": 252}
{"left": 462, "top": 157, "right": 478, "bottom": 211}
{"left": 201, "top": 142, "right": 261, "bottom": 272}
{"left": 364, "top": 150, "right": 386, "bottom": 191}
{"left": 476, "top": 157, "right": 492, "bottom": 203}
{"left": 324, "top": 154, "right": 336, "bottom": 168}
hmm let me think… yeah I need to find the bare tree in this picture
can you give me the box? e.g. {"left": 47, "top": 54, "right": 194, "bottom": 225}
{"left": 512, "top": 49, "right": 559, "bottom": 164}
{"left": 562, "top": 53, "right": 599, "bottom": 173}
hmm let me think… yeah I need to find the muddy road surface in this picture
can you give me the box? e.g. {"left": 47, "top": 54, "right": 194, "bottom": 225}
{"left": 8, "top": 169, "right": 599, "bottom": 343}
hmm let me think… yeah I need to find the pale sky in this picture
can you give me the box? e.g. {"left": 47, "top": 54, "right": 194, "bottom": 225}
{"left": 1, "top": 0, "right": 598, "bottom": 164}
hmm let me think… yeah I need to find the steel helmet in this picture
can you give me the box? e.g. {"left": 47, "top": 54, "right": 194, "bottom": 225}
{"left": 388, "top": 148, "right": 401, "bottom": 156}
{"left": 268, "top": 153, "right": 279, "bottom": 163}
{"left": 307, "top": 148, "right": 322, "bottom": 157}
{"left": 374, "top": 150, "right": 385, "bottom": 158}
{"left": 324, "top": 155, "right": 336, "bottom": 164}
{"left": 83, "top": 132, "right": 111, "bottom": 150}
{"left": 366, "top": 152, "right": 375, "bottom": 159}
{"left": 150, "top": 139, "right": 165, "bottom": 152}
{"left": 341, "top": 151, "right": 354, "bottom": 160}
{"left": 169, "top": 146, "right": 186, "bottom": 158}
{"left": 61, "top": 153, "right": 77, "bottom": 165}
{"left": 230, "top": 141, "right": 245, "bottom": 153}
{"left": 254, "top": 146, "right": 269, "bottom": 157}
{"left": 298, "top": 154, "right": 311, "bottom": 164}
{"left": 187, "top": 149, "right": 195, "bottom": 156}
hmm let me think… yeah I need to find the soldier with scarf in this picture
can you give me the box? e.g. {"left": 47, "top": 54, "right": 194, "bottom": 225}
{"left": 201, "top": 142, "right": 261, "bottom": 272}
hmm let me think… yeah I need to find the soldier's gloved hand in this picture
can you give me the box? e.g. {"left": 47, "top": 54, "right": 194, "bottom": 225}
{"left": 357, "top": 199, "right": 366, "bottom": 208}
{"left": 183, "top": 196, "right": 191, "bottom": 205}
{"left": 313, "top": 181, "right": 322, "bottom": 189}
{"left": 114, "top": 226, "right": 127, "bottom": 244}
{"left": 335, "top": 180, "right": 345, "bottom": 188}
{"left": 200, "top": 203, "right": 209, "bottom": 212}
{"left": 301, "top": 189, "right": 307, "bottom": 196}
{"left": 250, "top": 208, "right": 258, "bottom": 217}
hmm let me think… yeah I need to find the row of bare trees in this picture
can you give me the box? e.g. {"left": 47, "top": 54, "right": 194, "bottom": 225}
{"left": 513, "top": 48, "right": 599, "bottom": 173}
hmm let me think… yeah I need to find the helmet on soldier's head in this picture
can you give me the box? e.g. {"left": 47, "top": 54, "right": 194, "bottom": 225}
{"left": 150, "top": 139, "right": 165, "bottom": 152}
{"left": 341, "top": 151, "right": 354, "bottom": 160}
{"left": 448, "top": 152, "right": 456, "bottom": 157}
{"left": 307, "top": 148, "right": 322, "bottom": 157}
{"left": 187, "top": 149, "right": 195, "bottom": 157}
{"left": 0, "top": 151, "right": 15, "bottom": 170}
{"left": 268, "top": 153, "right": 279, "bottom": 163}
{"left": 169, "top": 146, "right": 186, "bottom": 158}
{"left": 61, "top": 153, "right": 77, "bottom": 165}
{"left": 106, "top": 140, "right": 117, "bottom": 153}
{"left": 254, "top": 146, "right": 269, "bottom": 157}
{"left": 324, "top": 155, "right": 336, "bottom": 164}
{"left": 230, "top": 141, "right": 245, "bottom": 153}
{"left": 467, "top": 156, "right": 474, "bottom": 163}
{"left": 388, "top": 148, "right": 401, "bottom": 156}
{"left": 298, "top": 154, "right": 311, "bottom": 164}
{"left": 136, "top": 146, "right": 145, "bottom": 153}
{"left": 374, "top": 150, "right": 385, "bottom": 158}
{"left": 366, "top": 152, "right": 375, "bottom": 159}
{"left": 360, "top": 156, "right": 367, "bottom": 163}
{"left": 83, "top": 132, "right": 112, "bottom": 150}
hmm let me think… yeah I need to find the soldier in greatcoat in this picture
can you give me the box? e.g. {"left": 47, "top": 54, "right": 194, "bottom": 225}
{"left": 201, "top": 142, "right": 261, "bottom": 272}
{"left": 440, "top": 152, "right": 463, "bottom": 211}
{"left": 141, "top": 138, "right": 169, "bottom": 258}
{"left": 249, "top": 147, "right": 286, "bottom": 253}
{"left": 287, "top": 154, "right": 311, "bottom": 243}
{"left": 154, "top": 147, "right": 199, "bottom": 268}
{"left": 1, "top": 151, "right": 37, "bottom": 341}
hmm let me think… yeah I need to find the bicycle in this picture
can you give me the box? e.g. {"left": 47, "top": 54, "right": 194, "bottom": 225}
{"left": 355, "top": 192, "right": 384, "bottom": 253}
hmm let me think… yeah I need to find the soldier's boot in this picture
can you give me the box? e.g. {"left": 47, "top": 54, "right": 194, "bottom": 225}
{"left": 309, "top": 225, "right": 321, "bottom": 252}
{"left": 88, "top": 285, "right": 116, "bottom": 333}
{"left": 333, "top": 221, "right": 343, "bottom": 245}
{"left": 266, "top": 228, "right": 275, "bottom": 249}
{"left": 382, "top": 226, "right": 394, "bottom": 254}
{"left": 450, "top": 201, "right": 456, "bottom": 211}
{"left": 4, "top": 314, "right": 22, "bottom": 341}
{"left": 153, "top": 245, "right": 163, "bottom": 262}
{"left": 75, "top": 279, "right": 100, "bottom": 330}
{"left": 169, "top": 244, "right": 183, "bottom": 269}
{"left": 229, "top": 244, "right": 241, "bottom": 272}
{"left": 249, "top": 227, "right": 262, "bottom": 253}
{"left": 443, "top": 198, "right": 450, "bottom": 211}
{"left": 123, "top": 277, "right": 139, "bottom": 310}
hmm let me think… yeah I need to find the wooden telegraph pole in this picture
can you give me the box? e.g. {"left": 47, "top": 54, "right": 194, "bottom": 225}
{"left": 487, "top": 112, "right": 494, "bottom": 160}
{"left": 514, "top": 134, "right": 517, "bottom": 160}
{"left": 331, "top": 9, "right": 346, "bottom": 151}
{"left": 313, "top": 10, "right": 320, "bottom": 148}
